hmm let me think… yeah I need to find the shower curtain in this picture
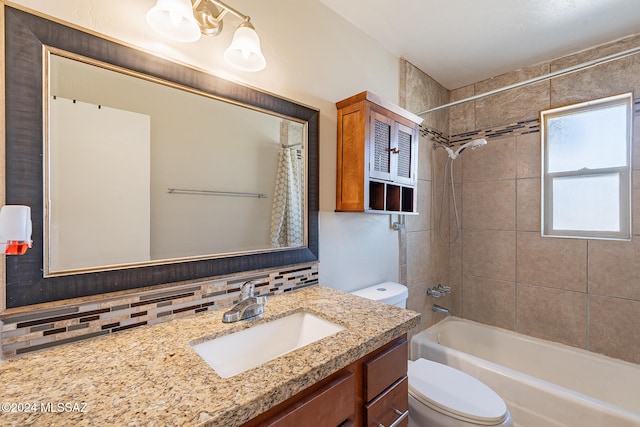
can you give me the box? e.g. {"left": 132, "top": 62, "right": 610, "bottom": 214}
{"left": 270, "top": 121, "right": 304, "bottom": 247}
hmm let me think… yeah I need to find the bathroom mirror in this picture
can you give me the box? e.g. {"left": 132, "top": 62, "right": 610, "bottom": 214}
{"left": 3, "top": 6, "right": 319, "bottom": 308}
{"left": 46, "top": 52, "right": 307, "bottom": 274}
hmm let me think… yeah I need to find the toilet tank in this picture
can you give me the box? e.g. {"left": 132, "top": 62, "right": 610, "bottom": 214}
{"left": 351, "top": 282, "right": 408, "bottom": 308}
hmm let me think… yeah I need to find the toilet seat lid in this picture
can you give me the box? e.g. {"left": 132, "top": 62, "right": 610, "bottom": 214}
{"left": 408, "top": 359, "right": 507, "bottom": 424}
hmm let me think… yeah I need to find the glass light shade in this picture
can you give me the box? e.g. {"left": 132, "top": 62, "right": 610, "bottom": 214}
{"left": 224, "top": 24, "right": 267, "bottom": 72}
{"left": 146, "top": 0, "right": 201, "bottom": 43}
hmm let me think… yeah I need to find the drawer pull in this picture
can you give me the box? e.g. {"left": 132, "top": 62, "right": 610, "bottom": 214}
{"left": 378, "top": 408, "right": 409, "bottom": 427}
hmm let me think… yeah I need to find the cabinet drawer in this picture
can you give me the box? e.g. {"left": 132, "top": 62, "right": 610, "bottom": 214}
{"left": 260, "top": 371, "right": 355, "bottom": 427}
{"left": 364, "top": 338, "right": 407, "bottom": 401}
{"left": 365, "top": 376, "right": 409, "bottom": 427}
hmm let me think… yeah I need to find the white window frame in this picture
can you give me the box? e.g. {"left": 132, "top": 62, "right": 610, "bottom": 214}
{"left": 541, "top": 93, "right": 633, "bottom": 240}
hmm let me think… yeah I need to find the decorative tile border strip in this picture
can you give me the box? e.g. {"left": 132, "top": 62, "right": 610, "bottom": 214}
{"left": 420, "top": 126, "right": 449, "bottom": 145}
{"left": 1, "top": 263, "right": 318, "bottom": 358}
{"left": 420, "top": 119, "right": 540, "bottom": 146}
{"left": 449, "top": 118, "right": 540, "bottom": 144}
{"left": 421, "top": 98, "right": 640, "bottom": 146}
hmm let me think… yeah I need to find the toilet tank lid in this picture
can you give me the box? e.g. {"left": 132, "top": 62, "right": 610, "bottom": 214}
{"left": 351, "top": 281, "right": 408, "bottom": 305}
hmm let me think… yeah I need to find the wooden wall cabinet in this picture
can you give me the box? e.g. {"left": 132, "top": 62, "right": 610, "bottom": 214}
{"left": 336, "top": 92, "right": 422, "bottom": 214}
{"left": 242, "top": 335, "right": 408, "bottom": 427}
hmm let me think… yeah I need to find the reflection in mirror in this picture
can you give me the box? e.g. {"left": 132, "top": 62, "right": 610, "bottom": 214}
{"left": 46, "top": 52, "right": 306, "bottom": 275}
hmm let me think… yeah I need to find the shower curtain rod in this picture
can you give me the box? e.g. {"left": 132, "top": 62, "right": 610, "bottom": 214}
{"left": 416, "top": 45, "right": 640, "bottom": 116}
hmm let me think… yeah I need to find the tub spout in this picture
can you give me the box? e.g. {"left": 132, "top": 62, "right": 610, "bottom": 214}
{"left": 432, "top": 304, "right": 450, "bottom": 315}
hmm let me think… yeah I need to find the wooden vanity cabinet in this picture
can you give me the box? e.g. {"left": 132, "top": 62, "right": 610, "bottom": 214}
{"left": 336, "top": 91, "right": 422, "bottom": 214}
{"left": 363, "top": 338, "right": 409, "bottom": 427}
{"left": 241, "top": 335, "right": 408, "bottom": 427}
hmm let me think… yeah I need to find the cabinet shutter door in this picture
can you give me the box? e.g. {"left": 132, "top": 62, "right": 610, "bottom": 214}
{"left": 369, "top": 112, "right": 392, "bottom": 181}
{"left": 395, "top": 123, "right": 416, "bottom": 185}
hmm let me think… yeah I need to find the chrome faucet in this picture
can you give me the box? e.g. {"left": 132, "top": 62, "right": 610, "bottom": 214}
{"left": 222, "top": 281, "right": 268, "bottom": 323}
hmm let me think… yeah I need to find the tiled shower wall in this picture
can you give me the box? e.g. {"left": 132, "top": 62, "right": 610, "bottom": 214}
{"left": 400, "top": 32, "right": 640, "bottom": 364}
{"left": 448, "top": 33, "right": 640, "bottom": 365}
{"left": 398, "top": 59, "right": 452, "bottom": 338}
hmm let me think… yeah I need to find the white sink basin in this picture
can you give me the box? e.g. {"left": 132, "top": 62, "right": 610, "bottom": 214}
{"left": 191, "top": 311, "right": 344, "bottom": 378}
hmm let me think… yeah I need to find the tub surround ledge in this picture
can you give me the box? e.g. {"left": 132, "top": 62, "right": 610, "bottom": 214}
{"left": 0, "top": 286, "right": 420, "bottom": 427}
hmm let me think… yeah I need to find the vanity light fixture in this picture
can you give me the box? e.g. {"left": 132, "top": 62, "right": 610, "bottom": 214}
{"left": 0, "top": 205, "right": 32, "bottom": 255}
{"left": 146, "top": 0, "right": 267, "bottom": 72}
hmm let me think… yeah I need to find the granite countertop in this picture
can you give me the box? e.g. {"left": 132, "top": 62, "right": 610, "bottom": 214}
{"left": 0, "top": 285, "right": 420, "bottom": 427}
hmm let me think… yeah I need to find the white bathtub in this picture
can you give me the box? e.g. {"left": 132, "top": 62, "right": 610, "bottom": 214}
{"left": 411, "top": 317, "right": 640, "bottom": 427}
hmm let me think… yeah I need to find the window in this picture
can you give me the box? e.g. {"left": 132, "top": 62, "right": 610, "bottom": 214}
{"left": 541, "top": 93, "right": 633, "bottom": 240}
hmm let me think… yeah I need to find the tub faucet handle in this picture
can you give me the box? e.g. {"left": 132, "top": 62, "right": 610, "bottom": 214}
{"left": 427, "top": 284, "right": 451, "bottom": 298}
{"left": 426, "top": 287, "right": 442, "bottom": 298}
{"left": 437, "top": 284, "right": 451, "bottom": 294}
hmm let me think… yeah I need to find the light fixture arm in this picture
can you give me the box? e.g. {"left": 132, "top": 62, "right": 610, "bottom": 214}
{"left": 190, "top": 0, "right": 255, "bottom": 38}
{"left": 200, "top": 0, "right": 250, "bottom": 24}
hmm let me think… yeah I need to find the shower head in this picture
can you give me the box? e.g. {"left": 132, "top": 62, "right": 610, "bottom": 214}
{"left": 433, "top": 138, "right": 487, "bottom": 160}
{"left": 453, "top": 138, "right": 487, "bottom": 158}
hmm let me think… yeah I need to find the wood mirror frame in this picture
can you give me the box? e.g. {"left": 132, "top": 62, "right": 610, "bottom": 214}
{"left": 3, "top": 5, "right": 319, "bottom": 309}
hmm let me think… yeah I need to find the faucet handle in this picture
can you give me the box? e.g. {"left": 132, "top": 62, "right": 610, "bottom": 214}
{"left": 426, "top": 287, "right": 442, "bottom": 298}
{"left": 437, "top": 284, "right": 451, "bottom": 294}
{"left": 240, "top": 280, "right": 256, "bottom": 299}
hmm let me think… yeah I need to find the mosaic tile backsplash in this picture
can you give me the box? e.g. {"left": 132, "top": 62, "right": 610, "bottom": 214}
{"left": 1, "top": 263, "right": 318, "bottom": 358}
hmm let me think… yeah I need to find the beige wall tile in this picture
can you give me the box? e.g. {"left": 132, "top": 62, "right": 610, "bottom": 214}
{"left": 516, "top": 178, "right": 541, "bottom": 232}
{"left": 517, "top": 232, "right": 587, "bottom": 292}
{"left": 401, "top": 60, "right": 449, "bottom": 132}
{"left": 432, "top": 150, "right": 462, "bottom": 185}
{"left": 407, "top": 280, "right": 434, "bottom": 340}
{"left": 462, "top": 274, "right": 516, "bottom": 330}
{"left": 449, "top": 85, "right": 475, "bottom": 135}
{"left": 550, "top": 55, "right": 640, "bottom": 106}
{"left": 589, "top": 295, "right": 640, "bottom": 364}
{"left": 406, "top": 231, "right": 432, "bottom": 286}
{"left": 408, "top": 277, "right": 456, "bottom": 339}
{"left": 462, "top": 180, "right": 516, "bottom": 230}
{"left": 400, "top": 59, "right": 453, "bottom": 329}
{"left": 475, "top": 63, "right": 550, "bottom": 129}
{"left": 433, "top": 181, "right": 461, "bottom": 241}
{"left": 516, "top": 132, "right": 541, "bottom": 178}
{"left": 418, "top": 134, "right": 433, "bottom": 182}
{"left": 406, "top": 178, "right": 431, "bottom": 232}
{"left": 398, "top": 227, "right": 407, "bottom": 271}
{"left": 517, "top": 284, "right": 587, "bottom": 348}
{"left": 634, "top": 171, "right": 640, "bottom": 236}
{"left": 448, "top": 233, "right": 461, "bottom": 273}
{"left": 461, "top": 136, "right": 516, "bottom": 182}
{"left": 550, "top": 34, "right": 640, "bottom": 71}
{"left": 432, "top": 173, "right": 450, "bottom": 233}
{"left": 550, "top": 35, "right": 640, "bottom": 104}
{"left": 588, "top": 239, "right": 640, "bottom": 300}
{"left": 447, "top": 183, "right": 462, "bottom": 236}
{"left": 462, "top": 230, "right": 516, "bottom": 281}
{"left": 448, "top": 270, "right": 462, "bottom": 317}
{"left": 431, "top": 229, "right": 450, "bottom": 281}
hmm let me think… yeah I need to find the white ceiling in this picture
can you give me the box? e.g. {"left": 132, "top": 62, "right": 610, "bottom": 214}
{"left": 319, "top": 0, "right": 640, "bottom": 89}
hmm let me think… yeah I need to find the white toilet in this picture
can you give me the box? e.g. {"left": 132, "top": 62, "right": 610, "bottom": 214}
{"left": 351, "top": 282, "right": 513, "bottom": 427}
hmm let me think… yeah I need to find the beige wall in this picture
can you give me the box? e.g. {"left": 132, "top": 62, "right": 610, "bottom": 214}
{"left": 448, "top": 34, "right": 640, "bottom": 364}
